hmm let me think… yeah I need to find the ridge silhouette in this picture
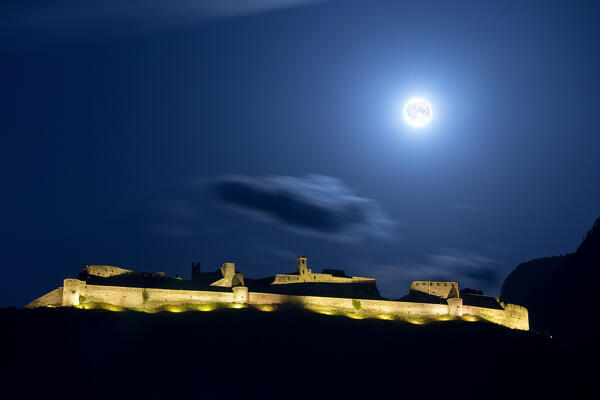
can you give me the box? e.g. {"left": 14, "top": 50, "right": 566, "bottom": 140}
{"left": 501, "top": 217, "right": 600, "bottom": 344}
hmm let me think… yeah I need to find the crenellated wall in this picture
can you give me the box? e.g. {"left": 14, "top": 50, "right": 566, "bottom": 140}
{"left": 410, "top": 281, "right": 459, "bottom": 298}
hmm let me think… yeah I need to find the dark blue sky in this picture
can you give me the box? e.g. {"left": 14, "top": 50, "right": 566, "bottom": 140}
{"left": 1, "top": 0, "right": 599, "bottom": 306}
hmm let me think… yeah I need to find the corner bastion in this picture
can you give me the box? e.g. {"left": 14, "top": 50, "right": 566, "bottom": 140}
{"left": 26, "top": 256, "right": 529, "bottom": 331}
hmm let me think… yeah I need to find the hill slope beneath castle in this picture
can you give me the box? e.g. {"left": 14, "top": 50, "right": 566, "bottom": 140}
{"left": 0, "top": 306, "right": 593, "bottom": 399}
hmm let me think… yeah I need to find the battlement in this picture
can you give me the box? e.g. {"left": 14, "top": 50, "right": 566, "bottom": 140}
{"left": 410, "top": 281, "right": 459, "bottom": 298}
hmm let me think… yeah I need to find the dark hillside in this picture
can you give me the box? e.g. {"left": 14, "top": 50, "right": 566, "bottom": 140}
{"left": 501, "top": 217, "right": 600, "bottom": 343}
{"left": 524, "top": 217, "right": 600, "bottom": 341}
{"left": 0, "top": 307, "right": 592, "bottom": 399}
{"left": 501, "top": 255, "right": 570, "bottom": 305}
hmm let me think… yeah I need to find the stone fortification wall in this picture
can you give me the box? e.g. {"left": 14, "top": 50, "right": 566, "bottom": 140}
{"left": 83, "top": 284, "right": 234, "bottom": 309}
{"left": 27, "top": 280, "right": 528, "bottom": 330}
{"left": 84, "top": 265, "right": 133, "bottom": 278}
{"left": 273, "top": 273, "right": 375, "bottom": 284}
{"left": 463, "top": 303, "right": 529, "bottom": 331}
{"left": 410, "top": 281, "right": 459, "bottom": 298}
{"left": 274, "top": 255, "right": 375, "bottom": 285}
{"left": 63, "top": 279, "right": 86, "bottom": 306}
{"left": 247, "top": 291, "right": 451, "bottom": 318}
{"left": 25, "top": 287, "right": 63, "bottom": 308}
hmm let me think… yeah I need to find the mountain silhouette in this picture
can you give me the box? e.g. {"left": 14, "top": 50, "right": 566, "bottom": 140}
{"left": 501, "top": 217, "right": 600, "bottom": 343}
{"left": 501, "top": 255, "right": 570, "bottom": 305}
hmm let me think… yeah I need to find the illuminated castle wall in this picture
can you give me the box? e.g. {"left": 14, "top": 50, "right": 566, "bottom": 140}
{"left": 25, "top": 257, "right": 529, "bottom": 331}
{"left": 410, "top": 281, "right": 459, "bottom": 298}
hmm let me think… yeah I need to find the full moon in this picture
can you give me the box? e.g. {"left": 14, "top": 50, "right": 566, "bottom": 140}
{"left": 404, "top": 98, "right": 433, "bottom": 127}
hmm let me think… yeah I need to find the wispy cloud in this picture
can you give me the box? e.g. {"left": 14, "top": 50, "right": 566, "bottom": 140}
{"left": 357, "top": 248, "right": 503, "bottom": 299}
{"left": 2, "top": 0, "right": 328, "bottom": 38}
{"left": 425, "top": 248, "right": 501, "bottom": 287}
{"left": 209, "top": 174, "right": 395, "bottom": 241}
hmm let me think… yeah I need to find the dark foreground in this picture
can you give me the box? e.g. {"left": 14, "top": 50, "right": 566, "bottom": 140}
{"left": 0, "top": 307, "right": 593, "bottom": 399}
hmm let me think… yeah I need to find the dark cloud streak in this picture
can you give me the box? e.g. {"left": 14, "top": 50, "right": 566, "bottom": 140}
{"left": 209, "top": 174, "right": 394, "bottom": 240}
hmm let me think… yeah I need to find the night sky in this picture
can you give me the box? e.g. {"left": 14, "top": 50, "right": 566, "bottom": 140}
{"left": 1, "top": 0, "right": 599, "bottom": 307}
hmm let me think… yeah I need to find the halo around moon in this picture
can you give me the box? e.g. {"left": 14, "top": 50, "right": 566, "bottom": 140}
{"left": 403, "top": 98, "right": 433, "bottom": 128}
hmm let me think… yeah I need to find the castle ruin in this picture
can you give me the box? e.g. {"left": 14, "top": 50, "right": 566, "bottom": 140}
{"left": 26, "top": 255, "right": 529, "bottom": 330}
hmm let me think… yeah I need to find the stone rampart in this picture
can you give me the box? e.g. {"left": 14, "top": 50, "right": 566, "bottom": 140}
{"left": 247, "top": 291, "right": 452, "bottom": 318}
{"left": 83, "top": 265, "right": 134, "bottom": 278}
{"left": 25, "top": 287, "right": 63, "bottom": 308}
{"left": 83, "top": 284, "right": 234, "bottom": 309}
{"left": 463, "top": 303, "right": 529, "bottom": 330}
{"left": 273, "top": 273, "right": 375, "bottom": 285}
{"left": 63, "top": 279, "right": 86, "bottom": 306}
{"left": 27, "top": 280, "right": 529, "bottom": 330}
{"left": 410, "top": 281, "right": 459, "bottom": 298}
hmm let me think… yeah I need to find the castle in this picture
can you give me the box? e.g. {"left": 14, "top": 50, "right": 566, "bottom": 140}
{"left": 26, "top": 255, "right": 529, "bottom": 330}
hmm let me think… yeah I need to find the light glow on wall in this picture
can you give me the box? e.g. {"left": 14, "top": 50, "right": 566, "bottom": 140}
{"left": 309, "top": 307, "right": 336, "bottom": 316}
{"left": 75, "top": 303, "right": 96, "bottom": 310}
{"left": 103, "top": 304, "right": 125, "bottom": 312}
{"left": 256, "top": 305, "right": 277, "bottom": 312}
{"left": 345, "top": 312, "right": 364, "bottom": 319}
{"left": 197, "top": 304, "right": 217, "bottom": 312}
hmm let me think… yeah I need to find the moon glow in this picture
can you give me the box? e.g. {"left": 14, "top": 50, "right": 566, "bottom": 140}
{"left": 404, "top": 98, "right": 433, "bottom": 127}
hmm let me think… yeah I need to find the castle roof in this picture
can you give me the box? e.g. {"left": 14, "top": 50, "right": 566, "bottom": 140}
{"left": 460, "top": 293, "right": 503, "bottom": 310}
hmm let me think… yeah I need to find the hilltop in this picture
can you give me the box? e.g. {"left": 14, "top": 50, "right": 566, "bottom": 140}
{"left": 0, "top": 306, "right": 590, "bottom": 399}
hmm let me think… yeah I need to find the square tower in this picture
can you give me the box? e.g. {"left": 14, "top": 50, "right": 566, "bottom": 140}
{"left": 297, "top": 255, "right": 310, "bottom": 276}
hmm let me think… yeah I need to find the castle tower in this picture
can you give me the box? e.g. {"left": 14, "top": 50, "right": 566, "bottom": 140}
{"left": 447, "top": 285, "right": 463, "bottom": 318}
{"left": 62, "top": 279, "right": 86, "bottom": 306}
{"left": 233, "top": 286, "right": 249, "bottom": 304}
{"left": 297, "top": 255, "right": 309, "bottom": 276}
{"left": 191, "top": 262, "right": 201, "bottom": 281}
{"left": 447, "top": 283, "right": 462, "bottom": 316}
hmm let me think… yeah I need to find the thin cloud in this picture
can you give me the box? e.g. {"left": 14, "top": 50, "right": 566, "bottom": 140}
{"left": 357, "top": 248, "right": 503, "bottom": 299}
{"left": 209, "top": 174, "right": 395, "bottom": 241}
{"left": 424, "top": 248, "right": 502, "bottom": 288}
{"left": 2, "top": 1, "right": 328, "bottom": 38}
